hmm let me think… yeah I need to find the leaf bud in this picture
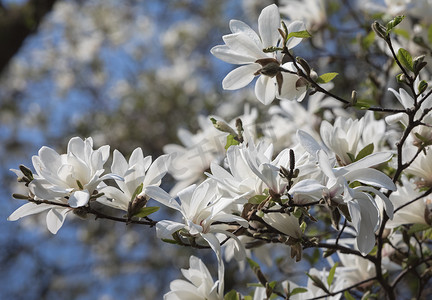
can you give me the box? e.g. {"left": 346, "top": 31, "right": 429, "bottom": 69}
{"left": 296, "top": 57, "right": 311, "bottom": 75}
{"left": 19, "top": 165, "right": 33, "bottom": 181}
{"left": 210, "top": 118, "right": 236, "bottom": 136}
{"left": 372, "top": 21, "right": 387, "bottom": 40}
{"left": 351, "top": 90, "right": 357, "bottom": 106}
{"left": 418, "top": 80, "right": 428, "bottom": 94}
{"left": 12, "top": 193, "right": 29, "bottom": 200}
{"left": 309, "top": 70, "right": 318, "bottom": 81}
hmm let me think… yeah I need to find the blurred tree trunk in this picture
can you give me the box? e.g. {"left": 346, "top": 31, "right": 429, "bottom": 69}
{"left": 0, "top": 0, "right": 57, "bottom": 75}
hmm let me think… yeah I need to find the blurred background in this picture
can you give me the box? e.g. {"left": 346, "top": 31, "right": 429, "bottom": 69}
{"left": 2, "top": 0, "right": 430, "bottom": 299}
{"left": 0, "top": 1, "right": 272, "bottom": 299}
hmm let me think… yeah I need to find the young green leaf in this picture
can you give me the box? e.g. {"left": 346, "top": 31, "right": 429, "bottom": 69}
{"left": 428, "top": 24, "right": 432, "bottom": 45}
{"left": 224, "top": 290, "right": 240, "bottom": 300}
{"left": 386, "top": 15, "right": 405, "bottom": 33}
{"left": 286, "top": 30, "right": 312, "bottom": 41}
{"left": 355, "top": 143, "right": 374, "bottom": 161}
{"left": 397, "top": 48, "right": 413, "bottom": 72}
{"left": 344, "top": 291, "right": 356, "bottom": 300}
{"left": 133, "top": 206, "right": 160, "bottom": 218}
{"left": 306, "top": 273, "right": 329, "bottom": 293}
{"left": 316, "top": 72, "right": 338, "bottom": 84}
{"left": 407, "top": 223, "right": 431, "bottom": 235}
{"left": 290, "top": 287, "right": 308, "bottom": 296}
{"left": 131, "top": 183, "right": 144, "bottom": 201}
{"left": 248, "top": 194, "right": 268, "bottom": 204}
{"left": 225, "top": 134, "right": 240, "bottom": 150}
{"left": 327, "top": 262, "right": 339, "bottom": 287}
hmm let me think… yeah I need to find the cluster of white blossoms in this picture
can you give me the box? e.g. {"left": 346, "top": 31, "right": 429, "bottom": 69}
{"left": 8, "top": 3, "right": 432, "bottom": 299}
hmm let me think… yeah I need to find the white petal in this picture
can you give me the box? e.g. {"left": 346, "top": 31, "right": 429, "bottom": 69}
{"left": 345, "top": 168, "right": 396, "bottom": 191}
{"left": 145, "top": 186, "right": 181, "bottom": 211}
{"left": 343, "top": 152, "right": 393, "bottom": 172}
{"left": 211, "top": 45, "right": 256, "bottom": 64}
{"left": 262, "top": 212, "right": 302, "bottom": 238}
{"left": 142, "top": 154, "right": 171, "bottom": 188}
{"left": 68, "top": 190, "right": 90, "bottom": 208}
{"left": 111, "top": 149, "right": 128, "bottom": 175}
{"left": 229, "top": 19, "right": 261, "bottom": 46}
{"left": 255, "top": 75, "right": 276, "bottom": 105}
{"left": 286, "top": 21, "right": 306, "bottom": 49}
{"left": 297, "top": 130, "right": 322, "bottom": 158}
{"left": 289, "top": 179, "right": 325, "bottom": 194}
{"left": 8, "top": 202, "right": 52, "bottom": 221}
{"left": 222, "top": 64, "right": 259, "bottom": 90}
{"left": 258, "top": 4, "right": 281, "bottom": 48}
{"left": 46, "top": 207, "right": 69, "bottom": 234}
{"left": 223, "top": 32, "right": 265, "bottom": 58}
{"left": 277, "top": 72, "right": 307, "bottom": 102}
{"left": 155, "top": 220, "right": 185, "bottom": 239}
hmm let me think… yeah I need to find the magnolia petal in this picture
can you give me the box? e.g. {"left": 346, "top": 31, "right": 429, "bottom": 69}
{"left": 229, "top": 19, "right": 261, "bottom": 46}
{"left": 142, "top": 154, "right": 171, "bottom": 188}
{"left": 342, "top": 152, "right": 393, "bottom": 173}
{"left": 262, "top": 212, "right": 302, "bottom": 238}
{"left": 156, "top": 220, "right": 185, "bottom": 239}
{"left": 289, "top": 179, "right": 325, "bottom": 194}
{"left": 210, "top": 45, "right": 257, "bottom": 64}
{"left": 297, "top": 130, "right": 322, "bottom": 158}
{"left": 356, "top": 186, "right": 394, "bottom": 219}
{"left": 277, "top": 71, "right": 307, "bottom": 102}
{"left": 46, "top": 207, "right": 69, "bottom": 234}
{"left": 222, "top": 32, "right": 265, "bottom": 59}
{"left": 345, "top": 168, "right": 396, "bottom": 191}
{"left": 68, "top": 190, "right": 90, "bottom": 208}
{"left": 145, "top": 186, "right": 181, "bottom": 211}
{"left": 8, "top": 202, "right": 52, "bottom": 221}
{"left": 286, "top": 21, "right": 306, "bottom": 49}
{"left": 255, "top": 75, "right": 276, "bottom": 105}
{"left": 258, "top": 4, "right": 280, "bottom": 48}
{"left": 222, "top": 64, "right": 259, "bottom": 90}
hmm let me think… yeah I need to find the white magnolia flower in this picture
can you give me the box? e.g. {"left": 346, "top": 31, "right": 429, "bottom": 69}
{"left": 98, "top": 148, "right": 171, "bottom": 212}
{"left": 320, "top": 116, "right": 365, "bottom": 166}
{"left": 164, "top": 255, "right": 223, "bottom": 300}
{"left": 165, "top": 109, "right": 258, "bottom": 196}
{"left": 279, "top": 0, "right": 327, "bottom": 32}
{"left": 296, "top": 130, "right": 396, "bottom": 254}
{"left": 262, "top": 206, "right": 302, "bottom": 239}
{"left": 211, "top": 4, "right": 307, "bottom": 105}
{"left": 386, "top": 87, "right": 432, "bottom": 144}
{"left": 145, "top": 180, "right": 248, "bottom": 263}
{"left": 8, "top": 137, "right": 119, "bottom": 233}
{"left": 387, "top": 176, "right": 431, "bottom": 228}
{"left": 406, "top": 148, "right": 432, "bottom": 187}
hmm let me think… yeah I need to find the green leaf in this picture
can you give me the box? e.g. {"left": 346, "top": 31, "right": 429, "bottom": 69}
{"left": 306, "top": 273, "right": 329, "bottom": 293}
{"left": 346, "top": 152, "right": 356, "bottom": 163}
{"left": 224, "top": 290, "right": 240, "bottom": 300}
{"left": 131, "top": 183, "right": 144, "bottom": 201}
{"left": 247, "top": 257, "right": 260, "bottom": 271}
{"left": 418, "top": 80, "right": 428, "bottom": 94}
{"left": 133, "top": 206, "right": 159, "bottom": 218}
{"left": 286, "top": 30, "right": 312, "bottom": 41}
{"left": 407, "top": 223, "right": 431, "bottom": 235}
{"left": 290, "top": 287, "right": 308, "bottom": 296}
{"left": 327, "top": 262, "right": 339, "bottom": 287}
{"left": 386, "top": 15, "right": 405, "bottom": 33}
{"left": 248, "top": 195, "right": 268, "bottom": 204}
{"left": 397, "top": 48, "right": 414, "bottom": 72}
{"left": 355, "top": 143, "right": 374, "bottom": 161}
{"left": 161, "top": 238, "right": 179, "bottom": 244}
{"left": 316, "top": 72, "right": 338, "bottom": 84}
{"left": 225, "top": 134, "right": 240, "bottom": 150}
{"left": 244, "top": 296, "right": 252, "bottom": 300}
{"left": 344, "top": 291, "right": 356, "bottom": 300}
